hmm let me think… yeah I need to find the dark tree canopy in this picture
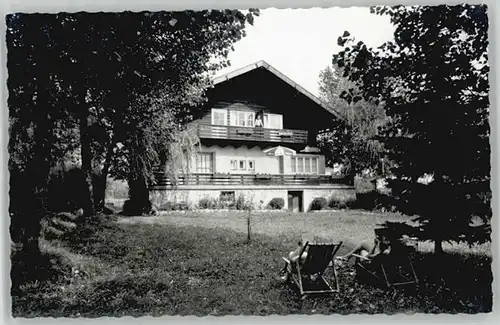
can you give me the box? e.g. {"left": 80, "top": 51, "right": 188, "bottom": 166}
{"left": 332, "top": 4, "right": 490, "bottom": 252}
{"left": 6, "top": 9, "right": 259, "bottom": 256}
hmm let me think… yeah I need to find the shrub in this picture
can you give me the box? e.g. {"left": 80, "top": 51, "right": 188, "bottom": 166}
{"left": 350, "top": 191, "right": 397, "bottom": 212}
{"left": 158, "top": 201, "right": 189, "bottom": 211}
{"left": 42, "top": 210, "right": 82, "bottom": 240}
{"left": 268, "top": 198, "right": 285, "bottom": 210}
{"left": 198, "top": 197, "right": 217, "bottom": 209}
{"left": 310, "top": 197, "right": 328, "bottom": 211}
{"left": 354, "top": 176, "right": 376, "bottom": 193}
{"left": 175, "top": 202, "right": 189, "bottom": 211}
{"left": 236, "top": 194, "right": 253, "bottom": 210}
{"left": 122, "top": 198, "right": 152, "bottom": 216}
{"left": 328, "top": 199, "right": 348, "bottom": 210}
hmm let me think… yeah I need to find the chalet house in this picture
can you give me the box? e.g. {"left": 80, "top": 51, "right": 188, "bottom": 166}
{"left": 150, "top": 61, "right": 355, "bottom": 212}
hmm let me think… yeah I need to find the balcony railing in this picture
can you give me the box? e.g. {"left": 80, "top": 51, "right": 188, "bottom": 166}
{"left": 197, "top": 123, "right": 308, "bottom": 144}
{"left": 151, "top": 172, "right": 350, "bottom": 189}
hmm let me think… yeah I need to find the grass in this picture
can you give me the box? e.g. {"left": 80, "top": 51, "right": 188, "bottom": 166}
{"left": 11, "top": 210, "right": 492, "bottom": 317}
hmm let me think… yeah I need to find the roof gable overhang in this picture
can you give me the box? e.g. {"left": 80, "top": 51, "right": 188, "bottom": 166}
{"left": 211, "top": 61, "right": 343, "bottom": 126}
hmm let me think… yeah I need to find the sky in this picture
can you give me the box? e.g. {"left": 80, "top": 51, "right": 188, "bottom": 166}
{"left": 214, "top": 7, "right": 396, "bottom": 96}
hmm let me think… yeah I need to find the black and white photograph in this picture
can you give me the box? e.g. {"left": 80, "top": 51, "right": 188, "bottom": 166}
{"left": 3, "top": 0, "right": 495, "bottom": 317}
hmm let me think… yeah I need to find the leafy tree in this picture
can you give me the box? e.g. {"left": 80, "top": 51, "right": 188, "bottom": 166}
{"left": 51, "top": 10, "right": 259, "bottom": 215}
{"left": 317, "top": 66, "right": 387, "bottom": 178}
{"left": 332, "top": 4, "right": 490, "bottom": 253}
{"left": 6, "top": 9, "right": 259, "bottom": 257}
{"left": 7, "top": 14, "right": 83, "bottom": 260}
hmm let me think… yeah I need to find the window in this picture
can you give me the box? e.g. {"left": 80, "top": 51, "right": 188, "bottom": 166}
{"left": 230, "top": 160, "right": 238, "bottom": 170}
{"left": 211, "top": 109, "right": 227, "bottom": 126}
{"left": 304, "top": 158, "right": 311, "bottom": 173}
{"left": 231, "top": 159, "right": 254, "bottom": 172}
{"left": 297, "top": 158, "right": 304, "bottom": 173}
{"left": 263, "top": 113, "right": 283, "bottom": 129}
{"left": 246, "top": 114, "right": 254, "bottom": 127}
{"left": 196, "top": 152, "right": 213, "bottom": 173}
{"left": 291, "top": 156, "right": 319, "bottom": 174}
{"left": 239, "top": 160, "right": 246, "bottom": 170}
{"left": 311, "top": 159, "right": 318, "bottom": 173}
{"left": 220, "top": 191, "right": 235, "bottom": 204}
{"left": 230, "top": 111, "right": 254, "bottom": 127}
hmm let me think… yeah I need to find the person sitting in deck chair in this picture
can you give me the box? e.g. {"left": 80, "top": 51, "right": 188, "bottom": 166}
{"left": 337, "top": 228, "right": 392, "bottom": 262}
{"left": 279, "top": 240, "right": 309, "bottom": 281}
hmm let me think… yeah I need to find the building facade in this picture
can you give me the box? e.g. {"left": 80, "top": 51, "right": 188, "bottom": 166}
{"left": 150, "top": 61, "right": 355, "bottom": 212}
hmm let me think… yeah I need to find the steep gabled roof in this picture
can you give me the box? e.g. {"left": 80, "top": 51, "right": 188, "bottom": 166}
{"left": 212, "top": 60, "right": 342, "bottom": 120}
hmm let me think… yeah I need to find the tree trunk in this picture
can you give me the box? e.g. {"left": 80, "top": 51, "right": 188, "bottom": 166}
{"left": 21, "top": 108, "right": 54, "bottom": 261}
{"left": 434, "top": 239, "right": 444, "bottom": 255}
{"left": 124, "top": 175, "right": 152, "bottom": 215}
{"left": 92, "top": 140, "right": 115, "bottom": 212}
{"left": 79, "top": 110, "right": 95, "bottom": 217}
{"left": 92, "top": 173, "right": 107, "bottom": 212}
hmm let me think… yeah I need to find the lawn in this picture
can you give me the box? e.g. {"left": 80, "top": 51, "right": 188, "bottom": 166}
{"left": 11, "top": 210, "right": 492, "bottom": 317}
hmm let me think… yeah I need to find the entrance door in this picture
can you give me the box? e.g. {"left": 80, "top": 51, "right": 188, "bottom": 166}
{"left": 287, "top": 191, "right": 303, "bottom": 213}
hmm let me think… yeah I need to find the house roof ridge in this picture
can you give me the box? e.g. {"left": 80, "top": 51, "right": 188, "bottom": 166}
{"left": 212, "top": 61, "right": 343, "bottom": 121}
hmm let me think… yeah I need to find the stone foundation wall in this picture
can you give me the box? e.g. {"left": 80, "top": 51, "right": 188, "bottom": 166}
{"left": 150, "top": 186, "right": 356, "bottom": 212}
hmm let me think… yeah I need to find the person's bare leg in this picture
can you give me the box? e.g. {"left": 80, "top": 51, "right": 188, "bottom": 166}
{"left": 339, "top": 240, "right": 374, "bottom": 261}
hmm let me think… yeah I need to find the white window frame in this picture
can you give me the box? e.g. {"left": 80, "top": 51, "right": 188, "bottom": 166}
{"left": 196, "top": 152, "right": 214, "bottom": 174}
{"left": 248, "top": 160, "right": 255, "bottom": 171}
{"left": 291, "top": 156, "right": 319, "bottom": 175}
{"left": 304, "top": 157, "right": 311, "bottom": 173}
{"left": 239, "top": 160, "right": 246, "bottom": 170}
{"left": 230, "top": 160, "right": 238, "bottom": 171}
{"left": 263, "top": 113, "right": 283, "bottom": 130}
{"left": 297, "top": 157, "right": 304, "bottom": 173}
{"left": 230, "top": 110, "right": 255, "bottom": 127}
{"left": 311, "top": 158, "right": 318, "bottom": 174}
{"left": 211, "top": 108, "right": 227, "bottom": 126}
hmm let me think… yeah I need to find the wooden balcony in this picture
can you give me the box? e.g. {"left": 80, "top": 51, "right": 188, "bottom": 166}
{"left": 151, "top": 172, "right": 350, "bottom": 189}
{"left": 197, "top": 123, "right": 308, "bottom": 144}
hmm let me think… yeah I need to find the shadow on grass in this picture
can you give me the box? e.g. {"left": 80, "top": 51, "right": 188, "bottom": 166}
{"left": 11, "top": 218, "right": 493, "bottom": 316}
{"left": 11, "top": 248, "right": 72, "bottom": 292}
{"left": 413, "top": 252, "right": 492, "bottom": 312}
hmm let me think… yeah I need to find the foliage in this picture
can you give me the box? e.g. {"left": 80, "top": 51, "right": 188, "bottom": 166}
{"left": 235, "top": 194, "right": 253, "bottom": 211}
{"left": 6, "top": 9, "right": 260, "bottom": 220}
{"left": 348, "top": 191, "right": 397, "bottom": 212}
{"left": 332, "top": 4, "right": 490, "bottom": 252}
{"left": 328, "top": 199, "right": 348, "bottom": 210}
{"left": 157, "top": 201, "right": 190, "bottom": 211}
{"left": 267, "top": 198, "right": 285, "bottom": 210}
{"left": 197, "top": 195, "right": 236, "bottom": 210}
{"left": 42, "top": 211, "right": 81, "bottom": 240}
{"left": 197, "top": 197, "right": 218, "bottom": 209}
{"left": 310, "top": 197, "right": 328, "bottom": 211}
{"left": 105, "top": 179, "right": 129, "bottom": 199}
{"left": 317, "top": 66, "right": 387, "bottom": 176}
{"left": 157, "top": 125, "right": 201, "bottom": 188}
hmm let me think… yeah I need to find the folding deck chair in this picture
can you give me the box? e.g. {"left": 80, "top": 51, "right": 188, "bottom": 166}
{"left": 281, "top": 241, "right": 343, "bottom": 299}
{"left": 353, "top": 236, "right": 418, "bottom": 288}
